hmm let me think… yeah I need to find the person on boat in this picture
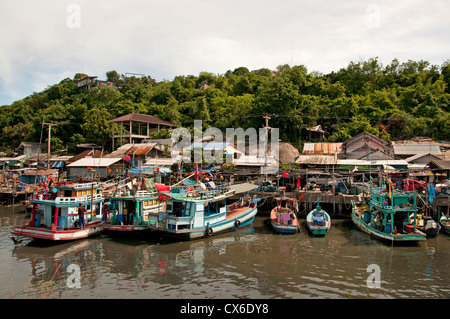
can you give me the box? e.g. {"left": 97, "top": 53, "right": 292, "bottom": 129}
{"left": 102, "top": 203, "right": 108, "bottom": 222}
{"left": 30, "top": 203, "right": 37, "bottom": 227}
{"left": 78, "top": 203, "right": 86, "bottom": 229}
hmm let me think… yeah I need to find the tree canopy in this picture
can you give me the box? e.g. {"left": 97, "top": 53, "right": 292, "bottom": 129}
{"left": 1, "top": 57, "right": 449, "bottom": 156}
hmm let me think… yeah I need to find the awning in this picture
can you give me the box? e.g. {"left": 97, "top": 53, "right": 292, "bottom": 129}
{"left": 7, "top": 160, "right": 24, "bottom": 167}
{"left": 51, "top": 161, "right": 65, "bottom": 168}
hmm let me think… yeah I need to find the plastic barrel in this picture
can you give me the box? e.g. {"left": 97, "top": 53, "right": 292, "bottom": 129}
{"left": 364, "top": 211, "right": 371, "bottom": 224}
{"left": 385, "top": 224, "right": 391, "bottom": 234}
{"left": 57, "top": 216, "right": 66, "bottom": 229}
{"left": 116, "top": 214, "right": 124, "bottom": 224}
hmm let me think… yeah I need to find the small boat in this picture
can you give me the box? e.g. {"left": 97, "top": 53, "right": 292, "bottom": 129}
{"left": 12, "top": 181, "right": 105, "bottom": 242}
{"left": 351, "top": 184, "right": 426, "bottom": 244}
{"left": 148, "top": 182, "right": 260, "bottom": 240}
{"left": 104, "top": 183, "right": 170, "bottom": 235}
{"left": 440, "top": 214, "right": 450, "bottom": 235}
{"left": 269, "top": 190, "right": 300, "bottom": 234}
{"left": 306, "top": 203, "right": 331, "bottom": 236}
{"left": 411, "top": 213, "right": 441, "bottom": 238}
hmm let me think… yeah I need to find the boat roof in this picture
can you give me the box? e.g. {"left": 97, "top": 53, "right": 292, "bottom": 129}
{"left": 162, "top": 182, "right": 259, "bottom": 202}
{"left": 229, "top": 182, "right": 259, "bottom": 194}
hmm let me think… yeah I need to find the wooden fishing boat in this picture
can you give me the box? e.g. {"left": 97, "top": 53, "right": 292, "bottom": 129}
{"left": 12, "top": 181, "right": 105, "bottom": 242}
{"left": 148, "top": 182, "right": 260, "bottom": 240}
{"left": 440, "top": 214, "right": 450, "bottom": 235}
{"left": 269, "top": 193, "right": 300, "bottom": 234}
{"left": 411, "top": 213, "right": 441, "bottom": 237}
{"left": 306, "top": 203, "right": 331, "bottom": 236}
{"left": 351, "top": 185, "right": 426, "bottom": 243}
{"left": 104, "top": 182, "right": 170, "bottom": 235}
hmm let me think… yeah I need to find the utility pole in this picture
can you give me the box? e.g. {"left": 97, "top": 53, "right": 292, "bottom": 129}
{"left": 262, "top": 113, "right": 271, "bottom": 181}
{"left": 43, "top": 122, "right": 57, "bottom": 169}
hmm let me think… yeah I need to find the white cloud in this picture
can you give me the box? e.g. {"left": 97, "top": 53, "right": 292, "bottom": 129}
{"left": 0, "top": 0, "right": 449, "bottom": 105}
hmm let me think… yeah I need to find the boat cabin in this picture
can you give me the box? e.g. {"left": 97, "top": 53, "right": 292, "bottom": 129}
{"left": 31, "top": 182, "right": 104, "bottom": 229}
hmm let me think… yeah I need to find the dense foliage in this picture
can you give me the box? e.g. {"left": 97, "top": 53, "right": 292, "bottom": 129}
{"left": 1, "top": 58, "right": 449, "bottom": 156}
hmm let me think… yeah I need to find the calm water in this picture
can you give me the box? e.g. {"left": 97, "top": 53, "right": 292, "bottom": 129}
{"left": 1, "top": 206, "right": 450, "bottom": 300}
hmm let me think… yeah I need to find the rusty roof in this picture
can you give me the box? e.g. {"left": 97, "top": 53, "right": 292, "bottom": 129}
{"left": 302, "top": 143, "right": 343, "bottom": 154}
{"left": 109, "top": 113, "right": 175, "bottom": 126}
{"left": 124, "top": 146, "right": 153, "bottom": 156}
{"left": 294, "top": 155, "right": 337, "bottom": 165}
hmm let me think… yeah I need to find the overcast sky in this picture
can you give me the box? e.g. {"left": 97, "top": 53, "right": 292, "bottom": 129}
{"left": 1, "top": 0, "right": 449, "bottom": 106}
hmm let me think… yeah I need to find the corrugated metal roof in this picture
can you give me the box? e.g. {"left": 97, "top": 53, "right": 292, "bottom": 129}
{"left": 67, "top": 158, "right": 123, "bottom": 167}
{"left": 294, "top": 155, "right": 336, "bottom": 165}
{"left": 428, "top": 160, "right": 450, "bottom": 170}
{"left": 393, "top": 144, "right": 441, "bottom": 155}
{"left": 125, "top": 146, "right": 153, "bottom": 156}
{"left": 302, "top": 143, "right": 343, "bottom": 154}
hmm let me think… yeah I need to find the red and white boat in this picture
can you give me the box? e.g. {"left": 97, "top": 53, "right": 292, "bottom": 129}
{"left": 12, "top": 181, "right": 105, "bottom": 242}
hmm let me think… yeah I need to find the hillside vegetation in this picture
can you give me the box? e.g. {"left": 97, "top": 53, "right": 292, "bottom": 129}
{"left": 1, "top": 57, "right": 449, "bottom": 155}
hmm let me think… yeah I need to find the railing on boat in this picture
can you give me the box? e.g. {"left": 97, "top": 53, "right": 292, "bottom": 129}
{"left": 55, "top": 193, "right": 103, "bottom": 204}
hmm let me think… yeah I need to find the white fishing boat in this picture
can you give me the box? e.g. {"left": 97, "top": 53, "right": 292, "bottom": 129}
{"left": 148, "top": 182, "right": 260, "bottom": 240}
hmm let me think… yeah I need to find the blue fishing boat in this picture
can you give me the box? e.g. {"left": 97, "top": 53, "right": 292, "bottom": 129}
{"left": 351, "top": 184, "right": 426, "bottom": 243}
{"left": 12, "top": 181, "right": 105, "bottom": 241}
{"left": 412, "top": 213, "right": 440, "bottom": 237}
{"left": 148, "top": 182, "right": 260, "bottom": 240}
{"left": 306, "top": 203, "right": 331, "bottom": 236}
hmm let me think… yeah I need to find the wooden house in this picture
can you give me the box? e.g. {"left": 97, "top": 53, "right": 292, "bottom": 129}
{"left": 109, "top": 113, "right": 175, "bottom": 150}
{"left": 67, "top": 158, "right": 131, "bottom": 179}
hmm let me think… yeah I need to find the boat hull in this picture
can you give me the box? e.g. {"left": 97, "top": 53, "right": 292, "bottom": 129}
{"left": 12, "top": 221, "right": 104, "bottom": 241}
{"left": 306, "top": 210, "right": 331, "bottom": 236}
{"left": 155, "top": 206, "right": 258, "bottom": 240}
{"left": 269, "top": 207, "right": 299, "bottom": 234}
{"left": 351, "top": 204, "right": 426, "bottom": 243}
{"left": 104, "top": 224, "right": 149, "bottom": 232}
{"left": 440, "top": 216, "right": 450, "bottom": 235}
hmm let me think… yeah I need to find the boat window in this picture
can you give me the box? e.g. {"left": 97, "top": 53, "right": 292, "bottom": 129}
{"left": 205, "top": 200, "right": 226, "bottom": 216}
{"left": 172, "top": 201, "right": 185, "bottom": 217}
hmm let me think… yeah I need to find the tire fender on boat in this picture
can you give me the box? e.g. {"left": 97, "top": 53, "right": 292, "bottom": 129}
{"left": 235, "top": 220, "right": 241, "bottom": 228}
{"left": 206, "top": 225, "right": 213, "bottom": 236}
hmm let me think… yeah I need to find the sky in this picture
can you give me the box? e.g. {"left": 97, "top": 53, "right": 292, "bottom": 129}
{"left": 1, "top": 0, "right": 449, "bottom": 106}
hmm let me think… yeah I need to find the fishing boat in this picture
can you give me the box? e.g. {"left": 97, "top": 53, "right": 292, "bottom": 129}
{"left": 351, "top": 184, "right": 426, "bottom": 243}
{"left": 440, "top": 214, "right": 450, "bottom": 235}
{"left": 104, "top": 182, "right": 170, "bottom": 235}
{"left": 11, "top": 181, "right": 105, "bottom": 242}
{"left": 148, "top": 182, "right": 260, "bottom": 240}
{"left": 306, "top": 203, "right": 331, "bottom": 236}
{"left": 269, "top": 189, "right": 300, "bottom": 234}
{"left": 411, "top": 213, "right": 441, "bottom": 237}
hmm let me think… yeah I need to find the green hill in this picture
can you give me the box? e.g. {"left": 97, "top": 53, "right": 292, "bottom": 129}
{"left": 1, "top": 57, "right": 449, "bottom": 156}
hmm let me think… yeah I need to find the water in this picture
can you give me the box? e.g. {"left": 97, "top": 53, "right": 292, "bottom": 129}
{"left": 1, "top": 207, "right": 450, "bottom": 300}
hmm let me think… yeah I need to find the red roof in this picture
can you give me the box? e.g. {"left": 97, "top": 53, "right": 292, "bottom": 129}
{"left": 109, "top": 113, "right": 175, "bottom": 127}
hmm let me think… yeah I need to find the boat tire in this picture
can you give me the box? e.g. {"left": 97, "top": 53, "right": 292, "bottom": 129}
{"left": 235, "top": 220, "right": 241, "bottom": 228}
{"left": 206, "top": 225, "right": 213, "bottom": 236}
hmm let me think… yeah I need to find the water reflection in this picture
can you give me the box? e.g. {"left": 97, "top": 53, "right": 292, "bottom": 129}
{"left": 2, "top": 211, "right": 450, "bottom": 299}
